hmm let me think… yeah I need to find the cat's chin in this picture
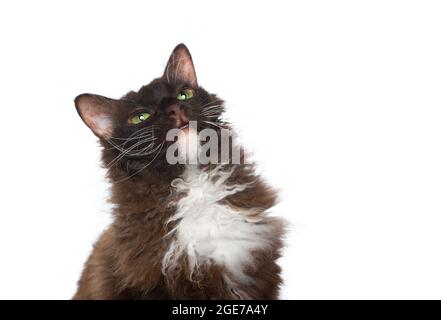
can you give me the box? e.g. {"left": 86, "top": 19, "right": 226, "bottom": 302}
{"left": 176, "top": 126, "right": 199, "bottom": 164}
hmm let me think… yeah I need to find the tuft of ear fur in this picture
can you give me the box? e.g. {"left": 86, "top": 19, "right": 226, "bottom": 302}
{"left": 163, "top": 43, "right": 198, "bottom": 87}
{"left": 74, "top": 93, "right": 117, "bottom": 139}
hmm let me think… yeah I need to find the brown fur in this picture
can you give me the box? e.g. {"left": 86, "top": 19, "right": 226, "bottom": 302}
{"left": 73, "top": 44, "right": 285, "bottom": 300}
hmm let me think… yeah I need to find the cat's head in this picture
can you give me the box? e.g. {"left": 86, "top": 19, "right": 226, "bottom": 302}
{"left": 75, "top": 44, "right": 225, "bottom": 177}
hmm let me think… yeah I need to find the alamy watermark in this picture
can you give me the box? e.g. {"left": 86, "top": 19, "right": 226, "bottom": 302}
{"left": 165, "top": 121, "right": 247, "bottom": 165}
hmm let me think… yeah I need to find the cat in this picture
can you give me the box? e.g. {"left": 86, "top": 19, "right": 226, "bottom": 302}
{"left": 73, "top": 44, "right": 285, "bottom": 299}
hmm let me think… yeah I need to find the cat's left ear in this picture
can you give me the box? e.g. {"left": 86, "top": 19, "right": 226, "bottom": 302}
{"left": 74, "top": 93, "right": 118, "bottom": 139}
{"left": 163, "top": 43, "right": 198, "bottom": 87}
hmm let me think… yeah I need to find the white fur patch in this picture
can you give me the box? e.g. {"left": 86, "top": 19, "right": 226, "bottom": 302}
{"left": 162, "top": 165, "right": 274, "bottom": 283}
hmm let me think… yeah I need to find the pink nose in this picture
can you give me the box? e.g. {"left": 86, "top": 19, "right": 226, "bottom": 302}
{"left": 166, "top": 104, "right": 189, "bottom": 127}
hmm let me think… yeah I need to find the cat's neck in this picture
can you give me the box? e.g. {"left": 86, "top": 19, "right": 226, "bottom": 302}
{"left": 107, "top": 164, "right": 183, "bottom": 220}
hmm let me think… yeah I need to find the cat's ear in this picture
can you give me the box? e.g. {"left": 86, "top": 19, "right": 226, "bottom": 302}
{"left": 163, "top": 43, "right": 198, "bottom": 87}
{"left": 74, "top": 93, "right": 117, "bottom": 139}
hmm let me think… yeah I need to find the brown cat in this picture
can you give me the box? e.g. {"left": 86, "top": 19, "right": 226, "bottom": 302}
{"left": 73, "top": 44, "right": 285, "bottom": 299}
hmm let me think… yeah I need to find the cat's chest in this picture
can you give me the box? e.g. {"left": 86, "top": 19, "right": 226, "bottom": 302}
{"left": 162, "top": 166, "right": 272, "bottom": 278}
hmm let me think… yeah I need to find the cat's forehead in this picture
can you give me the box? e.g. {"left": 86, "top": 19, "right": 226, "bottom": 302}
{"left": 137, "top": 79, "right": 173, "bottom": 103}
{"left": 121, "top": 79, "right": 173, "bottom": 106}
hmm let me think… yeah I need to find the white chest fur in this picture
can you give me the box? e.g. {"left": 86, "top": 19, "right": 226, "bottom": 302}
{"left": 162, "top": 166, "right": 274, "bottom": 282}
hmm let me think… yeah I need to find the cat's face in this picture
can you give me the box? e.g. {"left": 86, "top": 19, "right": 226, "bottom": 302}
{"left": 75, "top": 44, "right": 224, "bottom": 173}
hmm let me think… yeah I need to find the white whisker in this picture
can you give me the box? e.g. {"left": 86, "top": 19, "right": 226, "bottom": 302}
{"left": 203, "top": 120, "right": 224, "bottom": 129}
{"left": 114, "top": 141, "right": 165, "bottom": 184}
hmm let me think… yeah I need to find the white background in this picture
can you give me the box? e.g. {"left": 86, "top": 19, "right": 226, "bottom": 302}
{"left": 0, "top": 0, "right": 440, "bottom": 299}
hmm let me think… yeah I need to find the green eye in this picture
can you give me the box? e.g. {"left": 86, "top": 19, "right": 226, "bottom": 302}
{"left": 129, "top": 112, "right": 151, "bottom": 125}
{"left": 177, "top": 88, "right": 194, "bottom": 101}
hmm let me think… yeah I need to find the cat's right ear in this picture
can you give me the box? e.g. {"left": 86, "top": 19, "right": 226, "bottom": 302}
{"left": 74, "top": 94, "right": 117, "bottom": 139}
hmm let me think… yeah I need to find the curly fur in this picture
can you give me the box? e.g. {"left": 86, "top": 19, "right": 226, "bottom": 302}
{"left": 73, "top": 44, "right": 285, "bottom": 300}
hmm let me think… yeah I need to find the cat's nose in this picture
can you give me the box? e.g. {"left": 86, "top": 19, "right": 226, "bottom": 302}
{"left": 166, "top": 104, "right": 189, "bottom": 128}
